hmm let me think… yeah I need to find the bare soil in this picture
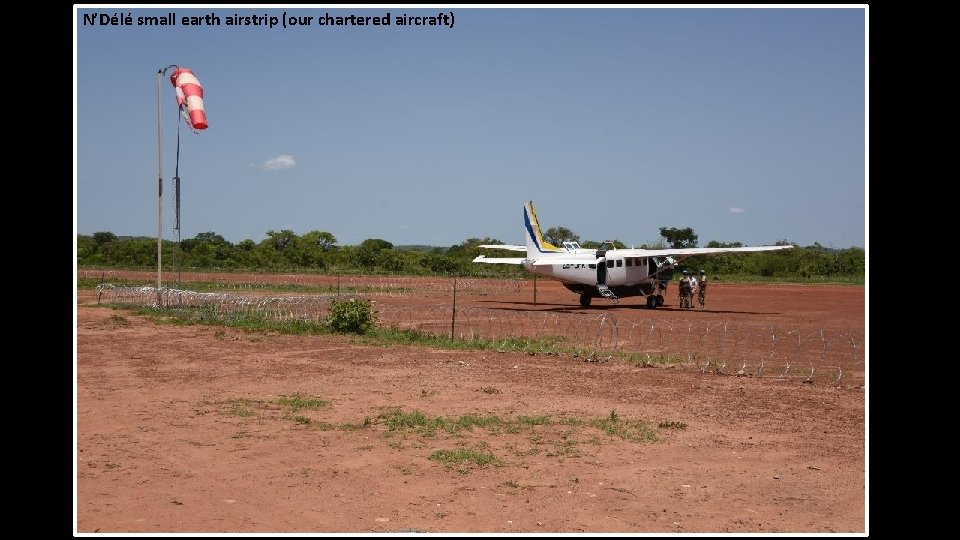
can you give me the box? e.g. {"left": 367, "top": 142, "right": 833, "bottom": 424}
{"left": 76, "top": 276, "right": 865, "bottom": 533}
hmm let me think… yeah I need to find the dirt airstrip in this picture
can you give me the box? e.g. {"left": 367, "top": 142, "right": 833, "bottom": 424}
{"left": 76, "top": 275, "right": 866, "bottom": 533}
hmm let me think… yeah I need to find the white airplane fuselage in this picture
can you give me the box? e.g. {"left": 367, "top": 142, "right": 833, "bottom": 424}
{"left": 524, "top": 245, "right": 674, "bottom": 302}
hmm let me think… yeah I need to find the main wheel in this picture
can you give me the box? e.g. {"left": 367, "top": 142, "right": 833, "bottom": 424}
{"left": 655, "top": 294, "right": 664, "bottom": 307}
{"left": 579, "top": 294, "right": 592, "bottom": 307}
{"left": 646, "top": 295, "right": 657, "bottom": 309}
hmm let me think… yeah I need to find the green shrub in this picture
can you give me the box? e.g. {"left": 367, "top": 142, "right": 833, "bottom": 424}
{"left": 327, "top": 298, "right": 376, "bottom": 334}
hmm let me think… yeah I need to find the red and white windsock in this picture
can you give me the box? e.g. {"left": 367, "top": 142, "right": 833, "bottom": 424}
{"left": 169, "top": 67, "right": 208, "bottom": 130}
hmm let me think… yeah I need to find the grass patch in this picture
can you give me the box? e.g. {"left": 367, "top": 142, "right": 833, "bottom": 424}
{"left": 277, "top": 395, "right": 329, "bottom": 411}
{"left": 587, "top": 416, "right": 658, "bottom": 443}
{"left": 455, "top": 414, "right": 506, "bottom": 430}
{"left": 376, "top": 407, "right": 659, "bottom": 444}
{"left": 428, "top": 447, "right": 501, "bottom": 471}
{"left": 309, "top": 421, "right": 363, "bottom": 431}
{"left": 375, "top": 408, "right": 440, "bottom": 437}
{"left": 548, "top": 437, "right": 581, "bottom": 458}
{"left": 210, "top": 396, "right": 664, "bottom": 464}
{"left": 223, "top": 398, "right": 258, "bottom": 417}
{"left": 107, "top": 303, "right": 683, "bottom": 366}
{"left": 124, "top": 304, "right": 331, "bottom": 336}
{"left": 213, "top": 395, "right": 365, "bottom": 429}
{"left": 375, "top": 407, "right": 508, "bottom": 437}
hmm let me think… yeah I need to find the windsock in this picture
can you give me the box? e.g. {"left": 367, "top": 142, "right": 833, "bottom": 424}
{"left": 169, "top": 67, "right": 208, "bottom": 130}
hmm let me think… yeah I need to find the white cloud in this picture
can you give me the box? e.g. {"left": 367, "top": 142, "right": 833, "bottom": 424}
{"left": 261, "top": 154, "right": 296, "bottom": 171}
{"left": 728, "top": 207, "right": 745, "bottom": 213}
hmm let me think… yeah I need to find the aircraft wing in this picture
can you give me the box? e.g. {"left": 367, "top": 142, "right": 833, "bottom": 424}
{"left": 473, "top": 255, "right": 526, "bottom": 265}
{"left": 478, "top": 244, "right": 526, "bottom": 252}
{"left": 530, "top": 257, "right": 600, "bottom": 266}
{"left": 625, "top": 245, "right": 794, "bottom": 257}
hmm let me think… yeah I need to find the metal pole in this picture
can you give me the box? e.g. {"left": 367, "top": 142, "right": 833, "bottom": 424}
{"left": 450, "top": 276, "right": 457, "bottom": 339}
{"left": 533, "top": 273, "right": 537, "bottom": 306}
{"left": 174, "top": 175, "right": 181, "bottom": 288}
{"left": 156, "top": 69, "right": 164, "bottom": 306}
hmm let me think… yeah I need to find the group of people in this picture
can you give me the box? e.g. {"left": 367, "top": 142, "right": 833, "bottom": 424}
{"left": 678, "top": 269, "right": 707, "bottom": 309}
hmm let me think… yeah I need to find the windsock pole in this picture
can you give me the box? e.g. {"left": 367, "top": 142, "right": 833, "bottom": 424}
{"left": 156, "top": 68, "right": 164, "bottom": 306}
{"left": 155, "top": 64, "right": 178, "bottom": 305}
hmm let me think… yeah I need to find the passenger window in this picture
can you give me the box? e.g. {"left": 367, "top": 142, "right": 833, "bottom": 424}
{"left": 616, "top": 260, "right": 622, "bottom": 267}
{"left": 589, "top": 264, "right": 596, "bottom": 269}
{"left": 626, "top": 258, "right": 633, "bottom": 267}
{"left": 606, "top": 260, "right": 614, "bottom": 268}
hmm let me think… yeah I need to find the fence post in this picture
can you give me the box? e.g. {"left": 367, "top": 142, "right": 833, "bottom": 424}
{"left": 534, "top": 274, "right": 537, "bottom": 306}
{"left": 451, "top": 276, "right": 457, "bottom": 339}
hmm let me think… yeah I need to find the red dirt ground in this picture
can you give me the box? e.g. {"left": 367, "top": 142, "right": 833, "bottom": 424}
{"left": 75, "top": 275, "right": 866, "bottom": 533}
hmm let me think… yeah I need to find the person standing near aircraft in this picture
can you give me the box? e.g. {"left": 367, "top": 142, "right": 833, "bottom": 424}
{"left": 689, "top": 272, "right": 698, "bottom": 304}
{"left": 697, "top": 269, "right": 707, "bottom": 308}
{"left": 678, "top": 270, "right": 692, "bottom": 309}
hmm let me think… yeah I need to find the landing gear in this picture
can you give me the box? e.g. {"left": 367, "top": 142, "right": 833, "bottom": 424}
{"left": 579, "top": 294, "right": 592, "bottom": 307}
{"left": 646, "top": 295, "right": 657, "bottom": 309}
{"left": 655, "top": 294, "right": 664, "bottom": 307}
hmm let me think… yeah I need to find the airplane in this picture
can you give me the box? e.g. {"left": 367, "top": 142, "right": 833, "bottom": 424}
{"left": 472, "top": 201, "right": 794, "bottom": 308}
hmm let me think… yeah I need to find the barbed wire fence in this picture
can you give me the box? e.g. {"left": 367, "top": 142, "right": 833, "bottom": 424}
{"left": 80, "top": 270, "right": 524, "bottom": 297}
{"left": 95, "top": 284, "right": 864, "bottom": 386}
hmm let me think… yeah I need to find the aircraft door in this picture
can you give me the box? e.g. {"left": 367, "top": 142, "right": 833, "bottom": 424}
{"left": 597, "top": 258, "right": 607, "bottom": 285}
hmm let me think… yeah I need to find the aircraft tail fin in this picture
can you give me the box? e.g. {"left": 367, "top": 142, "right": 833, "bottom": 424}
{"left": 524, "top": 201, "right": 564, "bottom": 258}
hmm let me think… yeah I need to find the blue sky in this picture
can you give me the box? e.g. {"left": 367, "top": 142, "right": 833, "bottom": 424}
{"left": 75, "top": 5, "right": 866, "bottom": 249}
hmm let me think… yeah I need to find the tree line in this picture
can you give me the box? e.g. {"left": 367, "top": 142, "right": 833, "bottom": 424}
{"left": 77, "top": 227, "right": 864, "bottom": 281}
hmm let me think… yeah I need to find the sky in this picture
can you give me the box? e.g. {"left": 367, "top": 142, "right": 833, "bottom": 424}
{"left": 75, "top": 5, "right": 867, "bottom": 249}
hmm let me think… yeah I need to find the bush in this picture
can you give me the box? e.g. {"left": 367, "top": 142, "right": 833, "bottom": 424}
{"left": 327, "top": 298, "right": 376, "bottom": 334}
